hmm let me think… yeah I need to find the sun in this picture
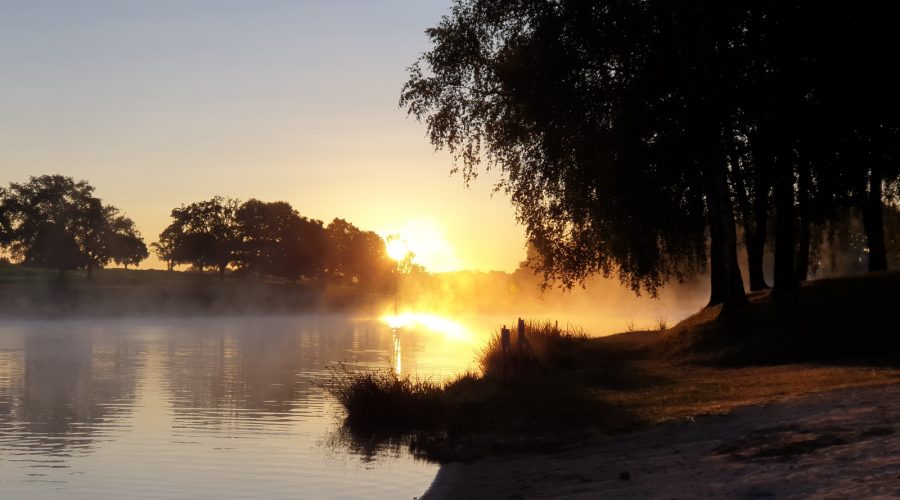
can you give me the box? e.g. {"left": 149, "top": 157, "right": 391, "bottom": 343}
{"left": 386, "top": 237, "right": 411, "bottom": 261}
{"left": 381, "top": 216, "right": 462, "bottom": 272}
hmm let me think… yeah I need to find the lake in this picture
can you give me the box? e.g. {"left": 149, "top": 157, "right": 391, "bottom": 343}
{"left": 0, "top": 315, "right": 494, "bottom": 499}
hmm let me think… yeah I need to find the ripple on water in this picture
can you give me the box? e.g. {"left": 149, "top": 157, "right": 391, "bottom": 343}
{"left": 0, "top": 317, "right": 448, "bottom": 499}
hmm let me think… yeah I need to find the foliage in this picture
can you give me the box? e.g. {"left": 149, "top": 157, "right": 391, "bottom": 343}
{"left": 236, "top": 199, "right": 325, "bottom": 282}
{"left": 324, "top": 218, "right": 393, "bottom": 286}
{"left": 402, "top": 1, "right": 710, "bottom": 297}
{"left": 154, "top": 200, "right": 395, "bottom": 286}
{"left": 156, "top": 196, "right": 241, "bottom": 277}
{"left": 150, "top": 226, "right": 179, "bottom": 271}
{"left": 0, "top": 175, "right": 147, "bottom": 276}
{"left": 402, "top": 1, "right": 900, "bottom": 309}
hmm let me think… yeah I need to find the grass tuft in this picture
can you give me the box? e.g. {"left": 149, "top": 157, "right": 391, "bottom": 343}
{"left": 323, "top": 363, "right": 445, "bottom": 433}
{"left": 625, "top": 318, "right": 636, "bottom": 332}
{"left": 655, "top": 316, "right": 668, "bottom": 332}
{"left": 478, "top": 320, "right": 586, "bottom": 378}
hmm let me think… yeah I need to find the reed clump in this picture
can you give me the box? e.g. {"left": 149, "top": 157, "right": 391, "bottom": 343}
{"left": 478, "top": 320, "right": 587, "bottom": 379}
{"left": 325, "top": 363, "right": 445, "bottom": 432}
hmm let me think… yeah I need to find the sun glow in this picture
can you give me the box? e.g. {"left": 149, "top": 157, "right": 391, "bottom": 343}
{"left": 386, "top": 238, "right": 411, "bottom": 262}
{"left": 382, "top": 312, "right": 472, "bottom": 342}
{"left": 381, "top": 216, "right": 462, "bottom": 272}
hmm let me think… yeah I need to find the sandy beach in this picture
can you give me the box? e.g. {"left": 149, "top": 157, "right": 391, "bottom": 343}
{"left": 422, "top": 383, "right": 900, "bottom": 499}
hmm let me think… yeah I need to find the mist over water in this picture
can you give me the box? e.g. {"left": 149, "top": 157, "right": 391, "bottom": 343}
{"left": 0, "top": 315, "right": 494, "bottom": 499}
{"left": 0, "top": 267, "right": 711, "bottom": 499}
{"left": 395, "top": 270, "right": 710, "bottom": 335}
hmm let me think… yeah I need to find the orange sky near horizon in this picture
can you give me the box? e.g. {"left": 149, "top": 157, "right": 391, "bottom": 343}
{"left": 0, "top": 1, "right": 526, "bottom": 273}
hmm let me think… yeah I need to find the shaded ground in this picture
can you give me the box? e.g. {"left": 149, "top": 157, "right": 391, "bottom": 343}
{"left": 406, "top": 272, "right": 900, "bottom": 497}
{"left": 404, "top": 327, "right": 900, "bottom": 462}
{"left": 349, "top": 272, "right": 899, "bottom": 463}
{"left": 423, "top": 383, "right": 900, "bottom": 499}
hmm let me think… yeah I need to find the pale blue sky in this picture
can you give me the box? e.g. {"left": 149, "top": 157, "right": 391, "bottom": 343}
{"left": 0, "top": 0, "right": 524, "bottom": 272}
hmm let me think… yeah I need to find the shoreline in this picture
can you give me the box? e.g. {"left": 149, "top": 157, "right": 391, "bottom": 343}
{"left": 0, "top": 278, "right": 391, "bottom": 318}
{"left": 422, "top": 383, "right": 900, "bottom": 499}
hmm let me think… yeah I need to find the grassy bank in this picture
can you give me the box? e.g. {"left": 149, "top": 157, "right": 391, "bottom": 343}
{"left": 333, "top": 272, "right": 900, "bottom": 462}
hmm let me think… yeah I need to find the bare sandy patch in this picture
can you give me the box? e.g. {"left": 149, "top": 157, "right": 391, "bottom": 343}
{"left": 423, "top": 383, "right": 900, "bottom": 499}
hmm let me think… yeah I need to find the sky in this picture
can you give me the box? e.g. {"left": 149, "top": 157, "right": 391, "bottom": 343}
{"left": 0, "top": 0, "right": 526, "bottom": 273}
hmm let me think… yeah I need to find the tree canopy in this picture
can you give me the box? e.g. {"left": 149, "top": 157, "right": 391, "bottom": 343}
{"left": 402, "top": 1, "right": 900, "bottom": 310}
{"left": 236, "top": 199, "right": 325, "bottom": 282}
{"left": 153, "top": 199, "right": 394, "bottom": 286}
{"left": 0, "top": 175, "right": 148, "bottom": 277}
{"left": 155, "top": 196, "right": 242, "bottom": 278}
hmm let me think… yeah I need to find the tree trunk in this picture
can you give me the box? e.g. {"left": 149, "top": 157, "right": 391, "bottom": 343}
{"left": 218, "top": 264, "right": 227, "bottom": 281}
{"left": 863, "top": 166, "right": 887, "bottom": 271}
{"left": 795, "top": 220, "right": 810, "bottom": 281}
{"left": 705, "top": 163, "right": 748, "bottom": 312}
{"left": 86, "top": 262, "right": 94, "bottom": 279}
{"left": 748, "top": 133, "right": 773, "bottom": 291}
{"left": 685, "top": 12, "right": 747, "bottom": 312}
{"left": 707, "top": 216, "right": 725, "bottom": 307}
{"left": 773, "top": 145, "right": 797, "bottom": 294}
{"left": 730, "top": 152, "right": 768, "bottom": 291}
{"left": 747, "top": 230, "right": 768, "bottom": 290}
{"left": 747, "top": 175, "right": 770, "bottom": 290}
{"left": 771, "top": 3, "right": 799, "bottom": 296}
{"left": 745, "top": 172, "right": 772, "bottom": 291}
{"left": 57, "top": 268, "right": 66, "bottom": 281}
{"left": 795, "top": 162, "right": 811, "bottom": 281}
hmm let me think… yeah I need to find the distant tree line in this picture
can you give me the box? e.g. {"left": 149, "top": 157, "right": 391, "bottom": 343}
{"left": 402, "top": 1, "right": 900, "bottom": 311}
{"left": 152, "top": 196, "right": 394, "bottom": 283}
{"left": 0, "top": 175, "right": 147, "bottom": 279}
{"left": 0, "top": 176, "right": 396, "bottom": 285}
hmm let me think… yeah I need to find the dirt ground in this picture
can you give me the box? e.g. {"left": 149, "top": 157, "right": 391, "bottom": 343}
{"left": 422, "top": 383, "right": 900, "bottom": 499}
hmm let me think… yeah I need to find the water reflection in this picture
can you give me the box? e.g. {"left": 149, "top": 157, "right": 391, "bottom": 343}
{"left": 392, "top": 328, "right": 402, "bottom": 375}
{"left": 383, "top": 312, "right": 472, "bottom": 343}
{"left": 323, "top": 425, "right": 413, "bottom": 465}
{"left": 0, "top": 315, "right": 487, "bottom": 499}
{"left": 1, "top": 328, "right": 141, "bottom": 460}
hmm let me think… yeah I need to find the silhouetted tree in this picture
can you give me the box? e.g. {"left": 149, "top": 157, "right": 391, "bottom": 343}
{"left": 403, "top": 1, "right": 900, "bottom": 310}
{"left": 278, "top": 215, "right": 326, "bottom": 283}
{"left": 886, "top": 203, "right": 900, "bottom": 270}
{"left": 349, "top": 230, "right": 392, "bottom": 286}
{"left": 156, "top": 196, "right": 240, "bottom": 279}
{"left": 150, "top": 226, "right": 179, "bottom": 271}
{"left": 158, "top": 199, "right": 388, "bottom": 285}
{"left": 237, "top": 199, "right": 296, "bottom": 276}
{"left": 402, "top": 1, "right": 746, "bottom": 308}
{"left": 108, "top": 216, "right": 149, "bottom": 269}
{"left": 758, "top": 3, "right": 900, "bottom": 282}
{"left": 324, "top": 218, "right": 360, "bottom": 283}
{"left": 0, "top": 186, "right": 10, "bottom": 247}
{"left": 837, "top": 4, "right": 900, "bottom": 273}
{"left": 0, "top": 175, "right": 146, "bottom": 278}
{"left": 324, "top": 219, "right": 391, "bottom": 286}
{"left": 235, "top": 199, "right": 325, "bottom": 282}
{"left": 79, "top": 198, "right": 119, "bottom": 278}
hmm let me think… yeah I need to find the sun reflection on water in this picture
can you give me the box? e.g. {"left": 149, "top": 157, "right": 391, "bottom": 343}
{"left": 391, "top": 328, "right": 402, "bottom": 376}
{"left": 381, "top": 313, "right": 473, "bottom": 343}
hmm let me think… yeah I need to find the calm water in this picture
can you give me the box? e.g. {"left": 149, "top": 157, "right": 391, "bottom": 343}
{"left": 0, "top": 315, "right": 491, "bottom": 499}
